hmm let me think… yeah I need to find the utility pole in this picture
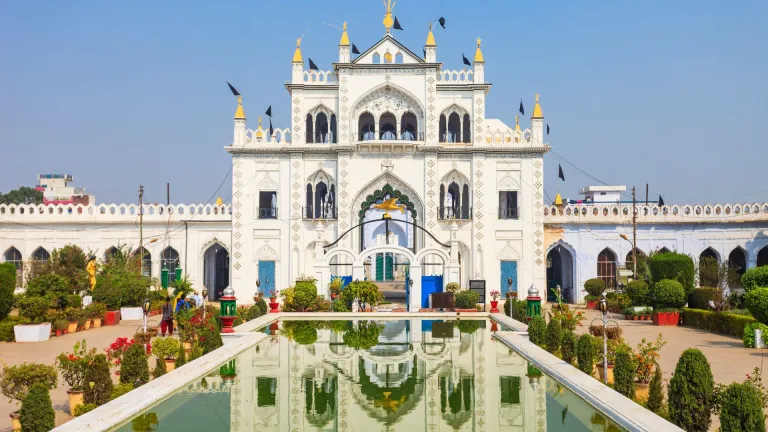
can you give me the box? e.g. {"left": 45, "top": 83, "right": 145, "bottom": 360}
{"left": 645, "top": 183, "right": 649, "bottom": 205}
{"left": 632, "top": 186, "right": 637, "bottom": 278}
{"left": 166, "top": 183, "right": 170, "bottom": 206}
{"left": 139, "top": 185, "right": 144, "bottom": 275}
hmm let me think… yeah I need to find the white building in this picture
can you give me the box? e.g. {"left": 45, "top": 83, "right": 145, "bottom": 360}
{"left": 576, "top": 185, "right": 626, "bottom": 204}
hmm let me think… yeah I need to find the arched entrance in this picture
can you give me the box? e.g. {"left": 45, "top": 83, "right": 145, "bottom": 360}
{"left": 728, "top": 247, "right": 747, "bottom": 289}
{"left": 546, "top": 243, "right": 575, "bottom": 303}
{"left": 203, "top": 243, "right": 229, "bottom": 300}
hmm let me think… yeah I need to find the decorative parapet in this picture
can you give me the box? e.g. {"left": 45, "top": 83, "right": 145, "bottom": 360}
{"left": 544, "top": 202, "right": 768, "bottom": 224}
{"left": 437, "top": 69, "right": 474, "bottom": 84}
{"left": 481, "top": 127, "right": 532, "bottom": 145}
{"left": 245, "top": 127, "right": 292, "bottom": 145}
{"left": 301, "top": 70, "right": 338, "bottom": 84}
{"left": 0, "top": 203, "right": 232, "bottom": 223}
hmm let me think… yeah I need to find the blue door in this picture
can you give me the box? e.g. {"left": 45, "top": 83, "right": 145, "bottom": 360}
{"left": 258, "top": 261, "right": 275, "bottom": 296}
{"left": 500, "top": 261, "right": 517, "bottom": 296}
{"left": 421, "top": 275, "right": 444, "bottom": 308}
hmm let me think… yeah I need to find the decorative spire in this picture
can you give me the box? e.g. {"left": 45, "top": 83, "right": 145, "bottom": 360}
{"left": 339, "top": 21, "right": 350, "bottom": 46}
{"left": 292, "top": 37, "right": 303, "bottom": 63}
{"left": 215, "top": 196, "right": 223, "bottom": 206}
{"left": 382, "top": 0, "right": 396, "bottom": 34}
{"left": 474, "top": 38, "right": 484, "bottom": 63}
{"left": 425, "top": 22, "right": 436, "bottom": 47}
{"left": 515, "top": 115, "right": 521, "bottom": 132}
{"left": 532, "top": 93, "right": 544, "bottom": 119}
{"left": 554, "top": 193, "right": 563, "bottom": 206}
{"left": 234, "top": 95, "right": 245, "bottom": 120}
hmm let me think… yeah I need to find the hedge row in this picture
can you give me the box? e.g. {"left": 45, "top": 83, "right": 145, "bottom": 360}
{"left": 681, "top": 308, "right": 757, "bottom": 337}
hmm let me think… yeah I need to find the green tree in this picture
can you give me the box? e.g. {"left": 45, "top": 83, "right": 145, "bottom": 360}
{"left": 646, "top": 365, "right": 664, "bottom": 413}
{"left": 613, "top": 347, "right": 636, "bottom": 399}
{"left": 0, "top": 262, "right": 15, "bottom": 320}
{"left": 649, "top": 252, "right": 695, "bottom": 294}
{"left": 746, "top": 288, "right": 768, "bottom": 324}
{"left": 719, "top": 382, "right": 765, "bottom": 432}
{"left": 0, "top": 186, "right": 43, "bottom": 205}
{"left": 19, "top": 383, "right": 55, "bottom": 432}
{"left": 668, "top": 349, "right": 714, "bottom": 432}
{"left": 561, "top": 331, "right": 577, "bottom": 365}
{"left": 545, "top": 318, "right": 562, "bottom": 354}
{"left": 83, "top": 354, "right": 112, "bottom": 405}
{"left": 527, "top": 316, "right": 546, "bottom": 347}
{"left": 577, "top": 334, "right": 595, "bottom": 374}
{"left": 119, "top": 344, "right": 149, "bottom": 387}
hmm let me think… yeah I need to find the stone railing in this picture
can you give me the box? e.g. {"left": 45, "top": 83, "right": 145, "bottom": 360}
{"left": 245, "top": 127, "right": 292, "bottom": 144}
{"left": 544, "top": 202, "right": 768, "bottom": 224}
{"left": 302, "top": 70, "right": 338, "bottom": 84}
{"left": 481, "top": 128, "right": 532, "bottom": 145}
{"left": 437, "top": 69, "right": 473, "bottom": 83}
{"left": 0, "top": 203, "right": 232, "bottom": 223}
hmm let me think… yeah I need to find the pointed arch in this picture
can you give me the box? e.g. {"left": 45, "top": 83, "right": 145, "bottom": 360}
{"left": 624, "top": 248, "right": 646, "bottom": 269}
{"left": 439, "top": 114, "right": 446, "bottom": 142}
{"left": 133, "top": 247, "right": 152, "bottom": 277}
{"left": 728, "top": 247, "right": 747, "bottom": 287}
{"left": 758, "top": 246, "right": 768, "bottom": 267}
{"left": 3, "top": 246, "right": 22, "bottom": 285}
{"left": 315, "top": 112, "right": 329, "bottom": 143}
{"left": 104, "top": 246, "right": 119, "bottom": 262}
{"left": 351, "top": 83, "right": 424, "bottom": 139}
{"left": 161, "top": 246, "right": 180, "bottom": 283}
{"left": 31, "top": 246, "right": 50, "bottom": 263}
{"left": 330, "top": 114, "right": 337, "bottom": 143}
{"left": 657, "top": 246, "right": 671, "bottom": 254}
{"left": 447, "top": 113, "right": 460, "bottom": 143}
{"left": 305, "top": 114, "right": 314, "bottom": 143}
{"left": 596, "top": 247, "right": 617, "bottom": 289}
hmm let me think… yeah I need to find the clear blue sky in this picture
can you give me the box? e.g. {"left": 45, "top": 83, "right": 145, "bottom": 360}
{"left": 1, "top": 1, "right": 766, "bottom": 205}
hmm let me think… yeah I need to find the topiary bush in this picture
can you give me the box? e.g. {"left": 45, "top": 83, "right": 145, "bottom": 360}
{"left": 152, "top": 357, "right": 166, "bottom": 379}
{"left": 584, "top": 278, "right": 606, "bottom": 298}
{"left": 649, "top": 252, "right": 695, "bottom": 294}
{"left": 746, "top": 288, "right": 768, "bottom": 324}
{"left": 445, "top": 282, "right": 460, "bottom": 294}
{"left": 576, "top": 334, "right": 595, "bottom": 374}
{"left": 0, "top": 363, "right": 57, "bottom": 405}
{"left": 0, "top": 262, "right": 15, "bottom": 321}
{"left": 20, "top": 383, "right": 55, "bottom": 432}
{"left": 561, "top": 331, "right": 577, "bottom": 365}
{"left": 119, "top": 343, "right": 149, "bottom": 387}
{"left": 613, "top": 346, "right": 636, "bottom": 399}
{"left": 455, "top": 290, "right": 480, "bottom": 309}
{"left": 625, "top": 280, "right": 649, "bottom": 306}
{"left": 668, "top": 348, "right": 714, "bottom": 432}
{"left": 292, "top": 278, "right": 318, "bottom": 311}
{"left": 652, "top": 279, "right": 686, "bottom": 309}
{"left": 647, "top": 365, "right": 664, "bottom": 413}
{"left": 545, "top": 318, "right": 562, "bottom": 354}
{"left": 174, "top": 341, "right": 186, "bottom": 368}
{"left": 741, "top": 266, "right": 768, "bottom": 293}
{"left": 527, "top": 316, "right": 546, "bottom": 347}
{"left": 83, "top": 354, "right": 112, "bottom": 406}
{"left": 17, "top": 295, "right": 52, "bottom": 323}
{"left": 74, "top": 402, "right": 97, "bottom": 416}
{"left": 719, "top": 382, "right": 765, "bottom": 432}
{"left": 689, "top": 287, "right": 717, "bottom": 310}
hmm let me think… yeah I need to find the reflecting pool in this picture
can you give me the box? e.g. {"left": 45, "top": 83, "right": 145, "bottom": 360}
{"left": 115, "top": 319, "right": 625, "bottom": 431}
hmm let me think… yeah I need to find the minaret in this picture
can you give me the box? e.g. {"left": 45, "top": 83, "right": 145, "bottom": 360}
{"left": 233, "top": 95, "right": 246, "bottom": 147}
{"left": 473, "top": 38, "right": 485, "bottom": 83}
{"left": 424, "top": 23, "right": 437, "bottom": 62}
{"left": 531, "top": 94, "right": 544, "bottom": 146}
{"left": 292, "top": 37, "right": 304, "bottom": 83}
{"left": 339, "top": 22, "right": 350, "bottom": 63}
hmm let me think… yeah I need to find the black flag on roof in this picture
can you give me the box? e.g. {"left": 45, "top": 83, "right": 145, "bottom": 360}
{"left": 462, "top": 54, "right": 471, "bottom": 66}
{"left": 519, "top": 99, "right": 525, "bottom": 116}
{"left": 658, "top": 195, "right": 665, "bottom": 206}
{"left": 308, "top": 58, "right": 319, "bottom": 70}
{"left": 226, "top": 81, "right": 240, "bottom": 96}
{"left": 352, "top": 44, "right": 360, "bottom": 55}
{"left": 547, "top": 124, "right": 550, "bottom": 135}
{"left": 265, "top": 105, "right": 272, "bottom": 117}
{"left": 558, "top": 164, "right": 565, "bottom": 181}
{"left": 423, "top": 48, "right": 426, "bottom": 58}
{"left": 269, "top": 118, "right": 274, "bottom": 136}
{"left": 393, "top": 17, "right": 403, "bottom": 30}
{"left": 438, "top": 17, "right": 446, "bottom": 29}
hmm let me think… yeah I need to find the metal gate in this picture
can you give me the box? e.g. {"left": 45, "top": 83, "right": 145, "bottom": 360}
{"left": 421, "top": 275, "right": 443, "bottom": 308}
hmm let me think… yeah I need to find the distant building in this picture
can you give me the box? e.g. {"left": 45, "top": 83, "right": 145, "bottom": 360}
{"left": 35, "top": 174, "right": 95, "bottom": 205}
{"left": 575, "top": 185, "right": 627, "bottom": 204}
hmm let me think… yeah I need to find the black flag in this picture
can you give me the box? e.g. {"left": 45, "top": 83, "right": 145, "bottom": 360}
{"left": 546, "top": 124, "right": 550, "bottom": 135}
{"left": 265, "top": 105, "right": 272, "bottom": 117}
{"left": 438, "top": 17, "right": 446, "bottom": 29}
{"left": 269, "top": 118, "right": 274, "bottom": 136}
{"left": 658, "top": 195, "right": 665, "bottom": 206}
{"left": 462, "top": 54, "right": 471, "bottom": 66}
{"left": 393, "top": 17, "right": 403, "bottom": 30}
{"left": 423, "top": 48, "right": 426, "bottom": 58}
{"left": 519, "top": 99, "right": 525, "bottom": 116}
{"left": 558, "top": 164, "right": 565, "bottom": 181}
{"left": 351, "top": 44, "right": 360, "bottom": 55}
{"left": 226, "top": 81, "right": 240, "bottom": 96}
{"left": 308, "top": 58, "right": 319, "bottom": 70}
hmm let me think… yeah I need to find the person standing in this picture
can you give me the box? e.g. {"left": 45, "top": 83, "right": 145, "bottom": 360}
{"left": 160, "top": 296, "right": 174, "bottom": 336}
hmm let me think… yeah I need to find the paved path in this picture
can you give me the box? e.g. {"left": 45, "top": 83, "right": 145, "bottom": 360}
{"left": 0, "top": 320, "right": 146, "bottom": 432}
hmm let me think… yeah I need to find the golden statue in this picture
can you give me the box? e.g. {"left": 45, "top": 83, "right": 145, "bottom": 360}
{"left": 86, "top": 256, "right": 97, "bottom": 290}
{"left": 382, "top": 0, "right": 396, "bottom": 33}
{"left": 374, "top": 198, "right": 405, "bottom": 219}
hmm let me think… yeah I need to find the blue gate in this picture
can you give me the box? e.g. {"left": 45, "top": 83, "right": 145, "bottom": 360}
{"left": 258, "top": 261, "right": 275, "bottom": 296}
{"left": 500, "top": 261, "right": 517, "bottom": 297}
{"left": 421, "top": 275, "right": 444, "bottom": 308}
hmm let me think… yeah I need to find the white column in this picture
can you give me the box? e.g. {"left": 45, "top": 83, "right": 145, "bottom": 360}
{"left": 234, "top": 118, "right": 246, "bottom": 147}
{"left": 409, "top": 265, "right": 422, "bottom": 310}
{"left": 444, "top": 222, "right": 461, "bottom": 286}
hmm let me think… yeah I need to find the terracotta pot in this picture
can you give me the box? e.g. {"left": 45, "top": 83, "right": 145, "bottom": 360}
{"left": 653, "top": 311, "right": 679, "bottom": 326}
{"left": 67, "top": 389, "right": 84, "bottom": 415}
{"left": 635, "top": 383, "right": 650, "bottom": 401}
{"left": 63, "top": 328, "right": 68, "bottom": 334}
{"left": 92, "top": 318, "right": 102, "bottom": 328}
{"left": 68, "top": 322, "right": 78, "bottom": 333}
{"left": 596, "top": 364, "right": 614, "bottom": 384}
{"left": 104, "top": 310, "right": 121, "bottom": 326}
{"left": 490, "top": 300, "right": 500, "bottom": 313}
{"left": 643, "top": 315, "right": 650, "bottom": 321}
{"left": 10, "top": 411, "right": 20, "bottom": 431}
{"left": 586, "top": 300, "right": 598, "bottom": 310}
{"left": 84, "top": 320, "right": 91, "bottom": 330}
{"left": 165, "top": 358, "right": 176, "bottom": 373}
{"left": 331, "top": 293, "right": 338, "bottom": 300}
{"left": 624, "top": 315, "right": 631, "bottom": 320}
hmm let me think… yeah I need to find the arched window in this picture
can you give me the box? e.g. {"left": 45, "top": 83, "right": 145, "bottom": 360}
{"left": 462, "top": 184, "right": 470, "bottom": 219}
{"left": 758, "top": 246, "right": 768, "bottom": 267}
{"left": 658, "top": 247, "right": 671, "bottom": 254}
{"left": 305, "top": 114, "right": 314, "bottom": 143}
{"left": 462, "top": 114, "right": 471, "bottom": 143}
{"left": 439, "top": 184, "right": 445, "bottom": 219}
{"left": 104, "top": 246, "right": 118, "bottom": 263}
{"left": 305, "top": 183, "right": 313, "bottom": 218}
{"left": 379, "top": 112, "right": 397, "bottom": 140}
{"left": 400, "top": 112, "right": 417, "bottom": 140}
{"left": 315, "top": 112, "right": 328, "bottom": 143}
{"left": 624, "top": 248, "right": 646, "bottom": 271}
{"left": 330, "top": 114, "right": 337, "bottom": 143}
{"left": 447, "top": 113, "right": 460, "bottom": 143}
{"left": 161, "top": 247, "right": 180, "bottom": 284}
{"left": 728, "top": 248, "right": 747, "bottom": 288}
{"left": 395, "top": 53, "right": 403, "bottom": 64}
{"left": 3, "top": 246, "right": 22, "bottom": 285}
{"left": 372, "top": 53, "right": 381, "bottom": 64}
{"left": 699, "top": 247, "right": 719, "bottom": 287}
{"left": 439, "top": 114, "right": 446, "bottom": 142}
{"left": 445, "top": 182, "right": 460, "bottom": 219}
{"left": 596, "top": 248, "right": 616, "bottom": 289}
{"left": 359, "top": 112, "right": 375, "bottom": 141}
{"left": 32, "top": 247, "right": 50, "bottom": 263}
{"left": 314, "top": 181, "right": 328, "bottom": 218}
{"left": 328, "top": 185, "right": 336, "bottom": 218}
{"left": 134, "top": 247, "right": 151, "bottom": 277}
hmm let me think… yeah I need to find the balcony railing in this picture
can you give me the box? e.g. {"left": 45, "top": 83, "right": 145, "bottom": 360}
{"left": 353, "top": 131, "right": 424, "bottom": 142}
{"left": 498, "top": 207, "right": 520, "bottom": 220}
{"left": 258, "top": 207, "right": 278, "bottom": 219}
{"left": 303, "top": 205, "right": 337, "bottom": 220}
{"left": 438, "top": 206, "right": 472, "bottom": 220}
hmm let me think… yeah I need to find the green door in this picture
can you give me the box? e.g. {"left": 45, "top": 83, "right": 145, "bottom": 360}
{"left": 375, "top": 253, "right": 383, "bottom": 281}
{"left": 385, "top": 253, "right": 394, "bottom": 280}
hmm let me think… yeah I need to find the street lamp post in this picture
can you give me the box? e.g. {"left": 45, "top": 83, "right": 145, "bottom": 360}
{"left": 619, "top": 233, "right": 637, "bottom": 279}
{"left": 598, "top": 294, "right": 608, "bottom": 384}
{"left": 202, "top": 286, "right": 208, "bottom": 319}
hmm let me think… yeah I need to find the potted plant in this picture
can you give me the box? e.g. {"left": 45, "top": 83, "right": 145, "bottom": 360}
{"left": 328, "top": 277, "right": 343, "bottom": 300}
{"left": 0, "top": 362, "right": 57, "bottom": 430}
{"left": 455, "top": 290, "right": 481, "bottom": 312}
{"left": 489, "top": 290, "right": 501, "bottom": 313}
{"left": 651, "top": 279, "right": 686, "bottom": 326}
{"left": 86, "top": 302, "right": 106, "bottom": 328}
{"left": 642, "top": 307, "right": 652, "bottom": 321}
{"left": 622, "top": 307, "right": 634, "bottom": 320}
{"left": 269, "top": 290, "right": 280, "bottom": 313}
{"left": 54, "top": 319, "right": 68, "bottom": 337}
{"left": 634, "top": 333, "right": 666, "bottom": 401}
{"left": 55, "top": 340, "right": 95, "bottom": 415}
{"left": 64, "top": 307, "right": 82, "bottom": 333}
{"left": 583, "top": 278, "right": 605, "bottom": 309}
{"left": 14, "top": 296, "right": 53, "bottom": 343}
{"left": 152, "top": 337, "right": 181, "bottom": 373}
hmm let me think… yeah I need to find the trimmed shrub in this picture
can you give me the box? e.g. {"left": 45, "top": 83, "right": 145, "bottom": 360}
{"left": 0, "top": 262, "right": 15, "bottom": 321}
{"left": 505, "top": 299, "right": 527, "bottom": 322}
{"left": 152, "top": 358, "right": 166, "bottom": 379}
{"left": 0, "top": 363, "right": 57, "bottom": 405}
{"left": 152, "top": 337, "right": 180, "bottom": 361}
{"left": 74, "top": 402, "right": 97, "bottom": 416}
{"left": 647, "top": 365, "right": 664, "bottom": 413}
{"left": 83, "top": 354, "right": 113, "bottom": 405}
{"left": 17, "top": 295, "right": 51, "bottom": 323}
{"left": 625, "top": 280, "right": 649, "bottom": 306}
{"left": 652, "top": 279, "right": 686, "bottom": 309}
{"left": 668, "top": 348, "right": 714, "bottom": 432}
{"left": 110, "top": 383, "right": 133, "bottom": 400}
{"left": 455, "top": 290, "right": 480, "bottom": 309}
{"left": 20, "top": 383, "right": 55, "bottom": 432}
{"left": 584, "top": 278, "right": 606, "bottom": 297}
{"left": 119, "top": 344, "right": 149, "bottom": 387}
{"left": 689, "top": 287, "right": 717, "bottom": 310}
{"left": 649, "top": 252, "right": 695, "bottom": 294}
{"left": 527, "top": 316, "right": 546, "bottom": 347}
{"left": 741, "top": 266, "right": 768, "bottom": 293}
{"left": 682, "top": 308, "right": 757, "bottom": 337}
{"left": 743, "top": 322, "right": 768, "bottom": 348}
{"left": 576, "top": 334, "right": 595, "bottom": 374}
{"left": 613, "top": 347, "right": 636, "bottom": 399}
{"left": 445, "top": 282, "right": 460, "bottom": 294}
{"left": 0, "top": 316, "right": 29, "bottom": 342}
{"left": 561, "top": 331, "right": 577, "bottom": 365}
{"left": 175, "top": 341, "right": 186, "bottom": 368}
{"left": 292, "top": 279, "right": 318, "bottom": 311}
{"left": 745, "top": 288, "right": 768, "bottom": 324}
{"left": 719, "top": 382, "right": 766, "bottom": 432}
{"left": 545, "top": 318, "right": 562, "bottom": 354}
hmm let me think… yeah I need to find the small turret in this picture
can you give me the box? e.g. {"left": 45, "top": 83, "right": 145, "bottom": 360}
{"left": 339, "top": 21, "right": 351, "bottom": 63}
{"left": 233, "top": 95, "right": 247, "bottom": 147}
{"left": 424, "top": 23, "right": 437, "bottom": 62}
{"left": 292, "top": 37, "right": 304, "bottom": 83}
{"left": 531, "top": 94, "right": 544, "bottom": 146}
{"left": 473, "top": 38, "right": 484, "bottom": 83}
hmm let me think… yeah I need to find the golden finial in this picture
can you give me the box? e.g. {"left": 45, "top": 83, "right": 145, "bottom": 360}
{"left": 474, "top": 37, "right": 485, "bottom": 63}
{"left": 234, "top": 95, "right": 245, "bottom": 120}
{"left": 532, "top": 93, "right": 544, "bottom": 118}
{"left": 215, "top": 196, "right": 223, "bottom": 206}
{"left": 340, "top": 21, "right": 350, "bottom": 46}
{"left": 292, "top": 37, "right": 303, "bottom": 63}
{"left": 425, "top": 22, "right": 436, "bottom": 47}
{"left": 515, "top": 115, "right": 521, "bottom": 131}
{"left": 255, "top": 116, "right": 263, "bottom": 138}
{"left": 554, "top": 193, "right": 563, "bottom": 206}
{"left": 382, "top": 0, "right": 396, "bottom": 34}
